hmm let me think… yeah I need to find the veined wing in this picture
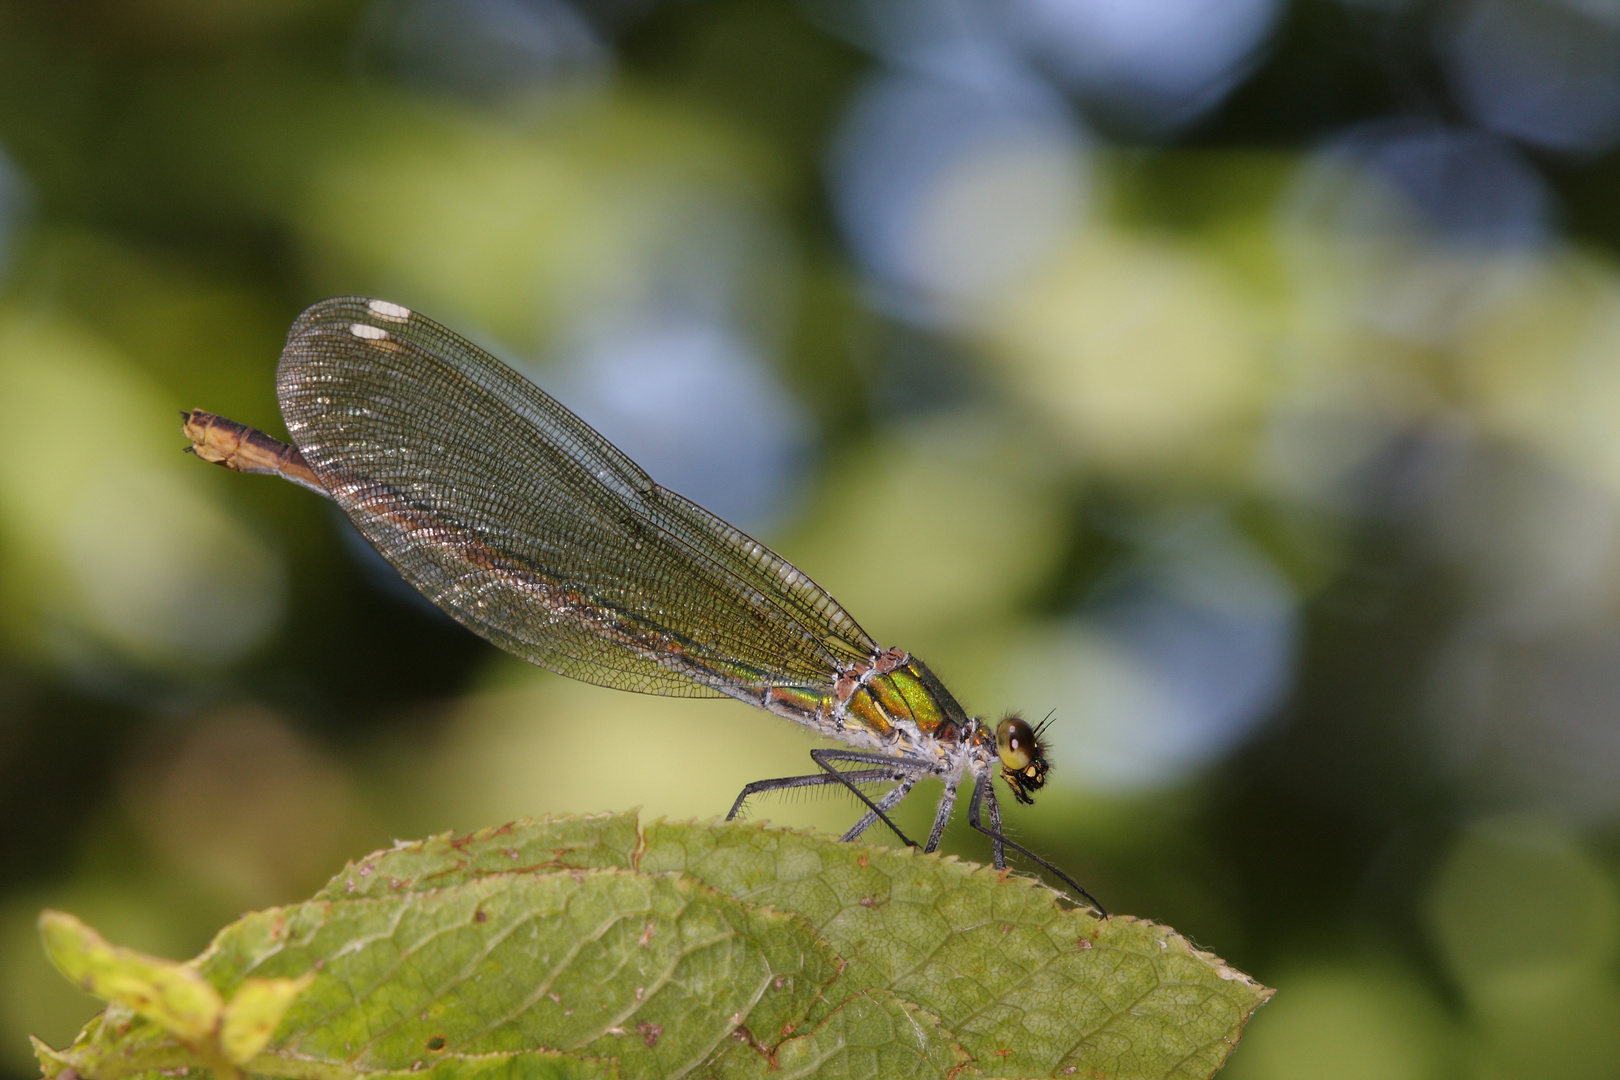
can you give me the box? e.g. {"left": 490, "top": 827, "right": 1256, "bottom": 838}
{"left": 276, "top": 297, "right": 877, "bottom": 696}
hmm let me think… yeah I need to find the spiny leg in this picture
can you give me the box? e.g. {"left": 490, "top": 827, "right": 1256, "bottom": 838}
{"left": 811, "top": 748, "right": 931, "bottom": 849}
{"left": 953, "top": 771, "right": 1005, "bottom": 868}
{"left": 840, "top": 774, "right": 917, "bottom": 842}
{"left": 727, "top": 768, "right": 903, "bottom": 822}
{"left": 967, "top": 770, "right": 1107, "bottom": 916}
{"left": 923, "top": 777, "right": 959, "bottom": 854}
{"left": 986, "top": 776, "right": 1005, "bottom": 869}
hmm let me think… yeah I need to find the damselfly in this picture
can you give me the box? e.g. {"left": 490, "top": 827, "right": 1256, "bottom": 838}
{"left": 183, "top": 297, "right": 1102, "bottom": 913}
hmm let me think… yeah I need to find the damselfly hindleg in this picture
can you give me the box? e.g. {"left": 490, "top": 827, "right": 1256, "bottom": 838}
{"left": 726, "top": 749, "right": 938, "bottom": 849}
{"left": 726, "top": 767, "right": 905, "bottom": 821}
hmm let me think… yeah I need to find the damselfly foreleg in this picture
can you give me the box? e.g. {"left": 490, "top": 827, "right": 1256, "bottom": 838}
{"left": 986, "top": 776, "right": 1004, "bottom": 869}
{"left": 967, "top": 770, "right": 1106, "bottom": 916}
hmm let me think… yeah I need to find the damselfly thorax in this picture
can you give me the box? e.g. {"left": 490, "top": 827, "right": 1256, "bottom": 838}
{"left": 181, "top": 297, "right": 1102, "bottom": 914}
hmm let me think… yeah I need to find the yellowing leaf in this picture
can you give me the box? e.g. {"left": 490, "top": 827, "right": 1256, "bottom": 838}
{"left": 220, "top": 975, "right": 315, "bottom": 1064}
{"left": 37, "top": 910, "right": 222, "bottom": 1042}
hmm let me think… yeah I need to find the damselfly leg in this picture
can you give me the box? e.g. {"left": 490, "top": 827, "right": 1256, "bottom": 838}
{"left": 727, "top": 748, "right": 932, "bottom": 848}
{"left": 922, "top": 777, "right": 959, "bottom": 855}
{"left": 969, "top": 771, "right": 1107, "bottom": 915}
{"left": 840, "top": 775, "right": 918, "bottom": 842}
{"left": 725, "top": 767, "right": 908, "bottom": 822}
{"left": 727, "top": 766, "right": 923, "bottom": 845}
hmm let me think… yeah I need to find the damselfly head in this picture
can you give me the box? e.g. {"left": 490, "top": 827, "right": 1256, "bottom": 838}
{"left": 995, "top": 712, "right": 1050, "bottom": 805}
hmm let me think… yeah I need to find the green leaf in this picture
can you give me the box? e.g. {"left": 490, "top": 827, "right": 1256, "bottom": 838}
{"left": 38, "top": 911, "right": 223, "bottom": 1042}
{"left": 34, "top": 813, "right": 1271, "bottom": 1080}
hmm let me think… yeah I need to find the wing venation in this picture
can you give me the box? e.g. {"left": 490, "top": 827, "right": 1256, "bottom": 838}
{"left": 275, "top": 297, "right": 876, "bottom": 697}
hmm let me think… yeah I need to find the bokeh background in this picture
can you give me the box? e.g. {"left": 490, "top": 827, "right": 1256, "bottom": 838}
{"left": 2, "top": 0, "right": 1620, "bottom": 1076}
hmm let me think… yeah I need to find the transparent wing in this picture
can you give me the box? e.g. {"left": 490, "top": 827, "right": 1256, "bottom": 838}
{"left": 276, "top": 297, "right": 876, "bottom": 697}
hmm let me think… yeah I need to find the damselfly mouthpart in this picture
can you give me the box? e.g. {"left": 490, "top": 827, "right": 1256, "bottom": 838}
{"left": 182, "top": 297, "right": 1103, "bottom": 914}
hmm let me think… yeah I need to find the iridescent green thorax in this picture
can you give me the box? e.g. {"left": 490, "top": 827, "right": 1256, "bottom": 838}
{"left": 844, "top": 654, "right": 970, "bottom": 742}
{"left": 756, "top": 647, "right": 970, "bottom": 746}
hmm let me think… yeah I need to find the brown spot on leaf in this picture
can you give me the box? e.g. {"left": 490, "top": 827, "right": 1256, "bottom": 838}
{"left": 637, "top": 1021, "right": 663, "bottom": 1048}
{"left": 639, "top": 921, "right": 656, "bottom": 946}
{"left": 731, "top": 1025, "right": 778, "bottom": 1069}
{"left": 423, "top": 859, "right": 470, "bottom": 884}
{"left": 424, "top": 1036, "right": 446, "bottom": 1052}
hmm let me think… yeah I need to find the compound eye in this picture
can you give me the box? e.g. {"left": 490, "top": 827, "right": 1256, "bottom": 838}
{"left": 996, "top": 716, "right": 1035, "bottom": 771}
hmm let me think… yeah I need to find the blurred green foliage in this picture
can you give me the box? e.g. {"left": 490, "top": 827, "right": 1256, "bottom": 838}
{"left": 0, "top": 2, "right": 1619, "bottom": 1078}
